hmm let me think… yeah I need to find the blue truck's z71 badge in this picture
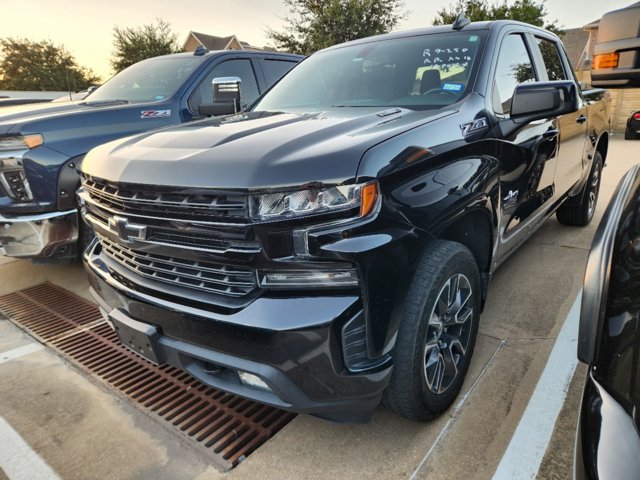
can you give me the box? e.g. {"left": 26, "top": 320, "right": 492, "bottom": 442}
{"left": 140, "top": 110, "right": 171, "bottom": 118}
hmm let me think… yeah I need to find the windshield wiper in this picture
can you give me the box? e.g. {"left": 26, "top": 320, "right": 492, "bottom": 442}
{"left": 80, "top": 99, "right": 130, "bottom": 106}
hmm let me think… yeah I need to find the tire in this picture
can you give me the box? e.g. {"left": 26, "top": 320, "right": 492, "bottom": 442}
{"left": 556, "top": 152, "right": 603, "bottom": 227}
{"left": 383, "top": 240, "right": 481, "bottom": 421}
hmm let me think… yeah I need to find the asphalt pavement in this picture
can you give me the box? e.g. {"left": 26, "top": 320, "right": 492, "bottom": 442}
{"left": 0, "top": 136, "right": 637, "bottom": 480}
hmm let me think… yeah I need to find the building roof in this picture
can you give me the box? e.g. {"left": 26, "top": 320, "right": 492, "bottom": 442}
{"left": 183, "top": 31, "right": 262, "bottom": 52}
{"left": 185, "top": 32, "right": 238, "bottom": 51}
{"left": 562, "top": 27, "right": 591, "bottom": 68}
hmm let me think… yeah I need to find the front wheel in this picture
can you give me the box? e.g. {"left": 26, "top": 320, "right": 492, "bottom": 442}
{"left": 383, "top": 240, "right": 480, "bottom": 421}
{"left": 556, "top": 152, "right": 603, "bottom": 227}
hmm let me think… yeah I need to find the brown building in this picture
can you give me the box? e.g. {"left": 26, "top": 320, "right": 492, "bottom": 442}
{"left": 182, "top": 31, "right": 260, "bottom": 52}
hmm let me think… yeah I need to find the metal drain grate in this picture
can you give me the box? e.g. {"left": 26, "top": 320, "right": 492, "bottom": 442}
{"left": 0, "top": 282, "right": 295, "bottom": 470}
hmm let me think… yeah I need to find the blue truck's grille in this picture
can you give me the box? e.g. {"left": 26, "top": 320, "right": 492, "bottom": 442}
{"left": 82, "top": 176, "right": 249, "bottom": 223}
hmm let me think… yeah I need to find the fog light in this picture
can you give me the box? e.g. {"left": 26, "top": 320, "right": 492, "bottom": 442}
{"left": 238, "top": 371, "right": 271, "bottom": 392}
{"left": 258, "top": 269, "right": 359, "bottom": 288}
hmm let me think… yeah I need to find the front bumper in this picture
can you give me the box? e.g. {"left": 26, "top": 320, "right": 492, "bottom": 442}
{"left": 84, "top": 243, "right": 393, "bottom": 423}
{"left": 0, "top": 208, "right": 78, "bottom": 258}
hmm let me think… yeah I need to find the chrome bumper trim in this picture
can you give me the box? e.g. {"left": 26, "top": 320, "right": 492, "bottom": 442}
{"left": 0, "top": 209, "right": 78, "bottom": 258}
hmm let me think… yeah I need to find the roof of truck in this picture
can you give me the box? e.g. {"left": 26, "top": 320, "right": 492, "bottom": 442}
{"left": 321, "top": 20, "right": 558, "bottom": 52}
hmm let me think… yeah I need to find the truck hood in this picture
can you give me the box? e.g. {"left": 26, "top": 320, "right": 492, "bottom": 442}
{"left": 0, "top": 100, "right": 131, "bottom": 132}
{"left": 0, "top": 100, "right": 178, "bottom": 155}
{"left": 82, "top": 108, "right": 455, "bottom": 190}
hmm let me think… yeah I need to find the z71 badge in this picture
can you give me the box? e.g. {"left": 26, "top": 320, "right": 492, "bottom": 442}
{"left": 140, "top": 109, "right": 171, "bottom": 118}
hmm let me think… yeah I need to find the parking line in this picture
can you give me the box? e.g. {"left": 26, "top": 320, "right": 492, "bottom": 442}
{"left": 0, "top": 416, "right": 61, "bottom": 480}
{"left": 492, "top": 292, "right": 582, "bottom": 480}
{"left": 409, "top": 339, "right": 506, "bottom": 479}
{"left": 0, "top": 343, "right": 43, "bottom": 365}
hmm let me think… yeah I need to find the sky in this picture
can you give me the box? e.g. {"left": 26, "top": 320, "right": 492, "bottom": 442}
{"left": 0, "top": 0, "right": 635, "bottom": 81}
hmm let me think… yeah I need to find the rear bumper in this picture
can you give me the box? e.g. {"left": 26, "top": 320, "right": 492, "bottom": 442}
{"left": 0, "top": 209, "right": 78, "bottom": 258}
{"left": 84, "top": 243, "right": 393, "bottom": 422}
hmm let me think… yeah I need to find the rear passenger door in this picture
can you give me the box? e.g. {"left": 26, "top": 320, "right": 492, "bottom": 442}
{"left": 260, "top": 58, "right": 298, "bottom": 86}
{"left": 533, "top": 35, "right": 587, "bottom": 197}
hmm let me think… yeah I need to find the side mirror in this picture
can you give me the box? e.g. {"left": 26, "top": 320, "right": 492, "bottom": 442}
{"left": 510, "top": 80, "right": 579, "bottom": 124}
{"left": 198, "top": 76, "right": 243, "bottom": 117}
{"left": 87, "top": 85, "right": 98, "bottom": 94}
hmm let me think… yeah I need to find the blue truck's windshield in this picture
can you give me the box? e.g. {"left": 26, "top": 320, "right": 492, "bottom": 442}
{"left": 254, "top": 31, "right": 486, "bottom": 112}
{"left": 86, "top": 57, "right": 203, "bottom": 104}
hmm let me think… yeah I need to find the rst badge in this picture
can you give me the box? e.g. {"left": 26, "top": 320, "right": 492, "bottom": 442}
{"left": 140, "top": 109, "right": 171, "bottom": 118}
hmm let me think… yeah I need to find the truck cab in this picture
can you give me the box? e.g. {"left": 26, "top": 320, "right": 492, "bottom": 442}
{"left": 0, "top": 49, "right": 302, "bottom": 260}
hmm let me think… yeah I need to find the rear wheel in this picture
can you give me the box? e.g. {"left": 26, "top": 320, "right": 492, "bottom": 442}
{"left": 556, "top": 152, "right": 603, "bottom": 227}
{"left": 383, "top": 240, "right": 480, "bottom": 421}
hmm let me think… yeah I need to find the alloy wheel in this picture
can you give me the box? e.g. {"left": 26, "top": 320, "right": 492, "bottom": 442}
{"left": 587, "top": 161, "right": 602, "bottom": 219}
{"left": 423, "top": 273, "right": 474, "bottom": 395}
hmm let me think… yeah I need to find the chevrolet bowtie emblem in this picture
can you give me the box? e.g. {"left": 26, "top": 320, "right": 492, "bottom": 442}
{"left": 108, "top": 216, "right": 147, "bottom": 243}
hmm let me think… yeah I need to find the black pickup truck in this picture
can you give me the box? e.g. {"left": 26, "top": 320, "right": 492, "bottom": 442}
{"left": 0, "top": 49, "right": 301, "bottom": 260}
{"left": 80, "top": 19, "right": 610, "bottom": 422}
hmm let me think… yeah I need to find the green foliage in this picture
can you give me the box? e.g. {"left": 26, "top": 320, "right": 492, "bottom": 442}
{"left": 0, "top": 38, "right": 99, "bottom": 91}
{"left": 267, "top": 0, "right": 406, "bottom": 56}
{"left": 110, "top": 18, "right": 180, "bottom": 73}
{"left": 433, "top": 0, "right": 561, "bottom": 34}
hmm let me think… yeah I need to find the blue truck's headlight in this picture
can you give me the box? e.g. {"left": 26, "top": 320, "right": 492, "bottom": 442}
{"left": 0, "top": 134, "right": 43, "bottom": 151}
{"left": 250, "top": 181, "right": 378, "bottom": 221}
{"left": 0, "top": 158, "right": 33, "bottom": 202}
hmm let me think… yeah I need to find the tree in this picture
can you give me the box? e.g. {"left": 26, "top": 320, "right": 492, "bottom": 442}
{"left": 0, "top": 38, "right": 99, "bottom": 91}
{"left": 267, "top": 0, "right": 406, "bottom": 56}
{"left": 433, "top": 0, "right": 561, "bottom": 34}
{"left": 110, "top": 18, "right": 180, "bottom": 73}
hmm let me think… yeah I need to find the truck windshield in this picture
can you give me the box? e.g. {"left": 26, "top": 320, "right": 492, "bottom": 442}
{"left": 254, "top": 31, "right": 486, "bottom": 112}
{"left": 85, "top": 57, "right": 202, "bottom": 103}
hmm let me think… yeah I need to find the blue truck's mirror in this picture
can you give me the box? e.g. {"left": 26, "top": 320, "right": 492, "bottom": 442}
{"left": 198, "top": 76, "right": 242, "bottom": 117}
{"left": 591, "top": 3, "right": 640, "bottom": 88}
{"left": 510, "top": 80, "right": 579, "bottom": 123}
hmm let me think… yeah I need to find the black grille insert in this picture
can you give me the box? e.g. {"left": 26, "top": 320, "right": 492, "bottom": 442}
{"left": 83, "top": 176, "right": 248, "bottom": 222}
{"left": 99, "top": 236, "right": 258, "bottom": 298}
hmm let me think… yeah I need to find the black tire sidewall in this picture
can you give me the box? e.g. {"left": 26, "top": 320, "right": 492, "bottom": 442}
{"left": 387, "top": 240, "right": 481, "bottom": 420}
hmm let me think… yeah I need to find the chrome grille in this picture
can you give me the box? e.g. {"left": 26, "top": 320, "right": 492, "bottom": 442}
{"left": 83, "top": 176, "right": 248, "bottom": 222}
{"left": 98, "top": 236, "right": 257, "bottom": 298}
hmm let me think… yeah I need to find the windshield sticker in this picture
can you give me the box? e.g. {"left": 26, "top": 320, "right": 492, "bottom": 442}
{"left": 141, "top": 109, "right": 171, "bottom": 118}
{"left": 442, "top": 83, "right": 463, "bottom": 92}
{"left": 154, "top": 95, "right": 166, "bottom": 100}
{"left": 469, "top": 35, "right": 479, "bottom": 42}
{"left": 422, "top": 48, "right": 472, "bottom": 68}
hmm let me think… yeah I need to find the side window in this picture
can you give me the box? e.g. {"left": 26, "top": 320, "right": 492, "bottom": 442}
{"left": 536, "top": 37, "right": 567, "bottom": 81}
{"left": 262, "top": 59, "right": 297, "bottom": 86}
{"left": 492, "top": 34, "right": 536, "bottom": 115}
{"left": 188, "top": 59, "right": 260, "bottom": 112}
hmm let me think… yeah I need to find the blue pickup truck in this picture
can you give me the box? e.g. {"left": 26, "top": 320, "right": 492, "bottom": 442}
{"left": 0, "top": 48, "right": 302, "bottom": 260}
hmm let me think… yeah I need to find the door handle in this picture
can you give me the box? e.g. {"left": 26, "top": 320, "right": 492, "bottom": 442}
{"left": 543, "top": 128, "right": 560, "bottom": 139}
{"left": 576, "top": 114, "right": 587, "bottom": 124}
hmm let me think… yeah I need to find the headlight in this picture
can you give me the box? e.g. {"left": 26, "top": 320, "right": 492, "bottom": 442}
{"left": 0, "top": 134, "right": 43, "bottom": 151}
{"left": 250, "top": 181, "right": 378, "bottom": 221}
{"left": 0, "top": 158, "right": 33, "bottom": 201}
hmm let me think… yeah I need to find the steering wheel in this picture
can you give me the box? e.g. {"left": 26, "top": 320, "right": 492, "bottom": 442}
{"left": 422, "top": 88, "right": 459, "bottom": 97}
